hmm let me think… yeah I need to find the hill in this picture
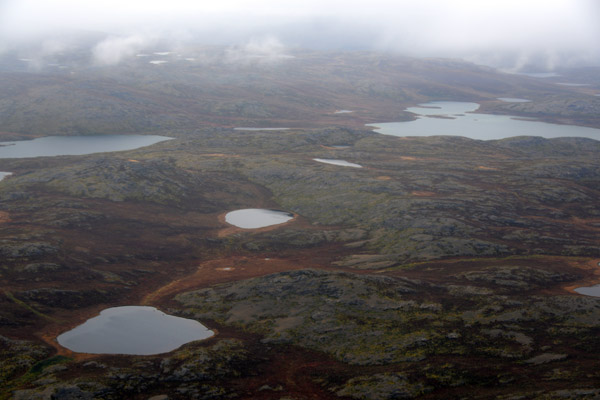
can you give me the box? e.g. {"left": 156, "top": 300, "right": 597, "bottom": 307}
{"left": 0, "top": 49, "right": 599, "bottom": 399}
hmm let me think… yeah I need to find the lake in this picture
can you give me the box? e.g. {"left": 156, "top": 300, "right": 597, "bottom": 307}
{"left": 57, "top": 306, "right": 213, "bottom": 355}
{"left": 574, "top": 285, "right": 600, "bottom": 297}
{"left": 313, "top": 158, "right": 362, "bottom": 168}
{"left": 0, "top": 172, "right": 11, "bottom": 181}
{"left": 225, "top": 208, "right": 294, "bottom": 229}
{"left": 368, "top": 101, "right": 600, "bottom": 141}
{"left": 0, "top": 135, "right": 171, "bottom": 159}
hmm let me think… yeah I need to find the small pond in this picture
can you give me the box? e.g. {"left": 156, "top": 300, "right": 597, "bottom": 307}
{"left": 516, "top": 72, "right": 560, "bottom": 78}
{"left": 556, "top": 83, "right": 590, "bottom": 87}
{"left": 574, "top": 285, "right": 600, "bottom": 298}
{"left": 313, "top": 158, "right": 362, "bottom": 168}
{"left": 368, "top": 101, "right": 600, "bottom": 141}
{"left": 225, "top": 208, "right": 294, "bottom": 229}
{"left": 57, "top": 306, "right": 213, "bottom": 355}
{"left": 234, "top": 127, "right": 290, "bottom": 131}
{"left": 334, "top": 110, "right": 354, "bottom": 114}
{"left": 0, "top": 172, "right": 11, "bottom": 181}
{"left": 497, "top": 97, "right": 531, "bottom": 103}
{"left": 0, "top": 135, "right": 171, "bottom": 159}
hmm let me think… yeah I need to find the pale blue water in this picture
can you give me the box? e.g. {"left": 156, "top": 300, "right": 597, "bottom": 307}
{"left": 57, "top": 306, "right": 213, "bottom": 355}
{"left": 0, "top": 135, "right": 171, "bottom": 159}
{"left": 0, "top": 172, "right": 11, "bottom": 181}
{"left": 497, "top": 98, "right": 531, "bottom": 103}
{"left": 516, "top": 72, "right": 560, "bottom": 78}
{"left": 225, "top": 208, "right": 294, "bottom": 229}
{"left": 234, "top": 127, "right": 290, "bottom": 131}
{"left": 313, "top": 158, "right": 362, "bottom": 168}
{"left": 557, "top": 83, "right": 590, "bottom": 87}
{"left": 574, "top": 285, "right": 600, "bottom": 297}
{"left": 368, "top": 101, "right": 600, "bottom": 141}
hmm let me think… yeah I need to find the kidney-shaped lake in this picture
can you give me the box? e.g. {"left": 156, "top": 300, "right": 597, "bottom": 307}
{"left": 57, "top": 306, "right": 213, "bottom": 355}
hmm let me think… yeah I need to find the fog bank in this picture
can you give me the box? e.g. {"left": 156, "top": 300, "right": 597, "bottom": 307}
{"left": 1, "top": 0, "right": 598, "bottom": 70}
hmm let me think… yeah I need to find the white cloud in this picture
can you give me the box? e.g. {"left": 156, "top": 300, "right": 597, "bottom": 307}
{"left": 225, "top": 36, "right": 293, "bottom": 64}
{"left": 92, "top": 35, "right": 150, "bottom": 65}
{"left": 0, "top": 0, "right": 598, "bottom": 69}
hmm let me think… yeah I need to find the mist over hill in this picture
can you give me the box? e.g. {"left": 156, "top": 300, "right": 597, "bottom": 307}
{"left": 1, "top": 45, "right": 599, "bottom": 139}
{"left": 2, "top": 0, "right": 599, "bottom": 71}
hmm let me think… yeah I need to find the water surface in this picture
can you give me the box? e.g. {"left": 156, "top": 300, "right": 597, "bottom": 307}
{"left": 0, "top": 172, "right": 11, "bottom": 181}
{"left": 313, "top": 158, "right": 362, "bottom": 168}
{"left": 516, "top": 72, "right": 560, "bottom": 78}
{"left": 556, "top": 83, "right": 590, "bottom": 87}
{"left": 334, "top": 110, "right": 354, "bottom": 114}
{"left": 57, "top": 306, "right": 213, "bottom": 355}
{"left": 368, "top": 101, "right": 600, "bottom": 141}
{"left": 234, "top": 127, "right": 290, "bottom": 131}
{"left": 497, "top": 98, "right": 531, "bottom": 103}
{"left": 405, "top": 102, "right": 480, "bottom": 115}
{"left": 574, "top": 285, "right": 600, "bottom": 297}
{"left": 225, "top": 208, "right": 294, "bottom": 229}
{"left": 0, "top": 135, "right": 171, "bottom": 159}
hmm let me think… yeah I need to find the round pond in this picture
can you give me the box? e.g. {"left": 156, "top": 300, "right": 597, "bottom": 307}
{"left": 225, "top": 208, "right": 294, "bottom": 229}
{"left": 57, "top": 306, "right": 213, "bottom": 355}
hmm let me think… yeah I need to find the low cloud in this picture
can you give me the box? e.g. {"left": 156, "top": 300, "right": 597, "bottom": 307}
{"left": 92, "top": 35, "right": 150, "bottom": 66}
{"left": 1, "top": 1, "right": 599, "bottom": 70}
{"left": 225, "top": 36, "right": 293, "bottom": 65}
{"left": 9, "top": 38, "right": 75, "bottom": 71}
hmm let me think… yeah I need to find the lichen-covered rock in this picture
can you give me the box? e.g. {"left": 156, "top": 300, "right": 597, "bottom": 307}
{"left": 0, "top": 335, "right": 50, "bottom": 393}
{"left": 457, "top": 266, "right": 579, "bottom": 290}
{"left": 335, "top": 373, "right": 431, "bottom": 399}
{"left": 0, "top": 241, "right": 58, "bottom": 259}
{"left": 16, "top": 288, "right": 123, "bottom": 309}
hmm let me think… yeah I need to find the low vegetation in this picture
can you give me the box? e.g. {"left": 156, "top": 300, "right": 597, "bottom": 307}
{"left": 0, "top": 50, "right": 599, "bottom": 398}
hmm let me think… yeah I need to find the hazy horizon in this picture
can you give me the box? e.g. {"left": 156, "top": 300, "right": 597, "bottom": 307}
{"left": 1, "top": 0, "right": 599, "bottom": 71}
